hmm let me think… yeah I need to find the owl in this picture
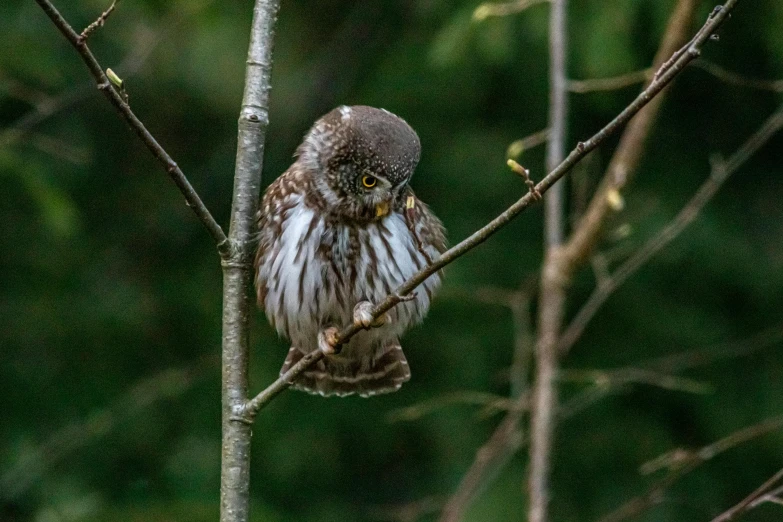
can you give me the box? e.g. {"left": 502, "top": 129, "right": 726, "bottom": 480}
{"left": 254, "top": 105, "right": 446, "bottom": 397}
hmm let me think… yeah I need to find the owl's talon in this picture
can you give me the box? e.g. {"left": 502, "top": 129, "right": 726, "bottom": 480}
{"left": 353, "top": 301, "right": 386, "bottom": 329}
{"left": 318, "top": 327, "right": 341, "bottom": 356}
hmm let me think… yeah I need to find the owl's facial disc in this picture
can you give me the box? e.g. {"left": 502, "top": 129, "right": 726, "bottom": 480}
{"left": 357, "top": 173, "right": 395, "bottom": 217}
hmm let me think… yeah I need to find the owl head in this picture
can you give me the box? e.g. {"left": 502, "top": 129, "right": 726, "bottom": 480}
{"left": 297, "top": 105, "right": 421, "bottom": 221}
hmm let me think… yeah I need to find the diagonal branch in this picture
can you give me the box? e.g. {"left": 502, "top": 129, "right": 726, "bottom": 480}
{"left": 599, "top": 415, "right": 783, "bottom": 522}
{"left": 241, "top": 0, "right": 741, "bottom": 420}
{"left": 711, "top": 467, "right": 783, "bottom": 522}
{"left": 569, "top": 60, "right": 783, "bottom": 95}
{"left": 569, "top": 68, "right": 654, "bottom": 93}
{"left": 79, "top": 0, "right": 122, "bottom": 41}
{"left": 558, "top": 104, "right": 783, "bottom": 353}
{"left": 440, "top": 406, "right": 527, "bottom": 522}
{"left": 33, "top": 0, "right": 230, "bottom": 257}
{"left": 693, "top": 60, "right": 783, "bottom": 92}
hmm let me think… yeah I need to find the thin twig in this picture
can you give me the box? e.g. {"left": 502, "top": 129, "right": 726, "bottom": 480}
{"left": 2, "top": 0, "right": 214, "bottom": 167}
{"left": 386, "top": 392, "right": 521, "bottom": 423}
{"left": 3, "top": 2, "right": 204, "bottom": 153}
{"left": 439, "top": 321, "right": 783, "bottom": 522}
{"left": 531, "top": 1, "right": 700, "bottom": 520}
{"left": 441, "top": 285, "right": 522, "bottom": 308}
{"left": 34, "top": 0, "right": 230, "bottom": 257}
{"left": 508, "top": 159, "right": 542, "bottom": 200}
{"left": 598, "top": 415, "right": 783, "bottom": 522}
{"left": 509, "top": 292, "right": 535, "bottom": 399}
{"left": 369, "top": 496, "right": 445, "bottom": 522}
{"left": 473, "top": 0, "right": 550, "bottom": 21}
{"left": 569, "top": 60, "right": 783, "bottom": 95}
{"left": 79, "top": 0, "right": 122, "bottom": 42}
{"left": 644, "top": 322, "right": 783, "bottom": 374}
{"left": 543, "top": 0, "right": 569, "bottom": 247}
{"left": 507, "top": 128, "right": 551, "bottom": 159}
{"left": 569, "top": 68, "right": 653, "bottom": 93}
{"left": 28, "top": 132, "right": 91, "bottom": 164}
{"left": 751, "top": 483, "right": 783, "bottom": 508}
{"left": 242, "top": 0, "right": 741, "bottom": 421}
{"left": 693, "top": 60, "right": 783, "bottom": 92}
{"left": 440, "top": 2, "right": 711, "bottom": 520}
{"left": 0, "top": 73, "right": 53, "bottom": 106}
{"left": 436, "top": 286, "right": 535, "bottom": 521}
{"left": 439, "top": 401, "right": 527, "bottom": 522}
{"left": 559, "top": 368, "right": 713, "bottom": 395}
{"left": 710, "top": 467, "right": 783, "bottom": 522}
{"left": 559, "top": 104, "right": 783, "bottom": 353}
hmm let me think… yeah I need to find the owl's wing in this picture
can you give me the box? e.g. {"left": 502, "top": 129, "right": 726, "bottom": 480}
{"left": 254, "top": 167, "right": 307, "bottom": 310}
{"left": 403, "top": 189, "right": 447, "bottom": 262}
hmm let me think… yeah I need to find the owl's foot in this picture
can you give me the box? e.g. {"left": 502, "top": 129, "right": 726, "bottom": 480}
{"left": 318, "top": 327, "right": 341, "bottom": 356}
{"left": 353, "top": 301, "right": 389, "bottom": 329}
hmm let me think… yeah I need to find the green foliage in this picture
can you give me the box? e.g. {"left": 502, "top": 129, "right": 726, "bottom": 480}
{"left": 2, "top": 0, "right": 783, "bottom": 521}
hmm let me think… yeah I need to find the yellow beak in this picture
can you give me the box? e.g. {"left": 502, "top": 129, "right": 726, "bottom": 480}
{"left": 375, "top": 201, "right": 390, "bottom": 217}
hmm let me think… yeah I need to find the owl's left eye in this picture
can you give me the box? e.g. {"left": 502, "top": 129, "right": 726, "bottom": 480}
{"left": 361, "top": 175, "right": 377, "bottom": 188}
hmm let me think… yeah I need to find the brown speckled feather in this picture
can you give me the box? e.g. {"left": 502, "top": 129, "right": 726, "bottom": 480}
{"left": 254, "top": 106, "right": 446, "bottom": 397}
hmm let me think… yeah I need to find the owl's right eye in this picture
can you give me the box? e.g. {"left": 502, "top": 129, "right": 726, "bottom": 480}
{"left": 361, "top": 175, "right": 377, "bottom": 188}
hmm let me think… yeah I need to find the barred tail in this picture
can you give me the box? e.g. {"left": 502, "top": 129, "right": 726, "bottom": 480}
{"left": 280, "top": 342, "right": 411, "bottom": 398}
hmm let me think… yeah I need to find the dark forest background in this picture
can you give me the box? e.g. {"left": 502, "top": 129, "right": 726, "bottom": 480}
{"left": 2, "top": 0, "right": 783, "bottom": 521}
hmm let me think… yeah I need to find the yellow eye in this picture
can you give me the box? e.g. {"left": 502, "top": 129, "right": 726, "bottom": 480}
{"left": 361, "top": 175, "right": 377, "bottom": 188}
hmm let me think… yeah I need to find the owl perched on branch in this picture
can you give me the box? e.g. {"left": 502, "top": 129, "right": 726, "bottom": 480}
{"left": 255, "top": 106, "right": 446, "bottom": 397}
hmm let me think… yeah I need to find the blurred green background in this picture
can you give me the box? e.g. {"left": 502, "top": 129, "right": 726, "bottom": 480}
{"left": 2, "top": 0, "right": 783, "bottom": 521}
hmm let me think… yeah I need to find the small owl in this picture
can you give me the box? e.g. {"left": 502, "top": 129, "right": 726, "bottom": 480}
{"left": 255, "top": 105, "right": 446, "bottom": 397}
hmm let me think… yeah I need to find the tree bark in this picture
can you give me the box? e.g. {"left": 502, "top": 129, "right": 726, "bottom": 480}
{"left": 220, "top": 1, "right": 281, "bottom": 521}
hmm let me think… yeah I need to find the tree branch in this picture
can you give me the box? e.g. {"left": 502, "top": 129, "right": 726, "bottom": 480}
{"left": 33, "top": 0, "right": 230, "bottom": 257}
{"left": 507, "top": 128, "right": 551, "bottom": 160}
{"left": 219, "top": 0, "right": 281, "bottom": 521}
{"left": 694, "top": 59, "right": 783, "bottom": 92}
{"left": 543, "top": 0, "right": 569, "bottom": 247}
{"left": 569, "top": 60, "right": 783, "bottom": 95}
{"left": 438, "top": 288, "right": 534, "bottom": 522}
{"left": 644, "top": 322, "right": 783, "bottom": 375}
{"left": 568, "top": 68, "right": 653, "bottom": 93}
{"left": 473, "top": 0, "right": 550, "bottom": 22}
{"left": 710, "top": 468, "right": 783, "bottom": 522}
{"left": 558, "top": 103, "right": 783, "bottom": 353}
{"left": 79, "top": 0, "right": 122, "bottom": 42}
{"left": 528, "top": 0, "right": 569, "bottom": 516}
{"left": 439, "top": 406, "right": 527, "bottom": 522}
{"left": 241, "top": 0, "right": 741, "bottom": 421}
{"left": 599, "top": 415, "right": 783, "bottom": 522}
